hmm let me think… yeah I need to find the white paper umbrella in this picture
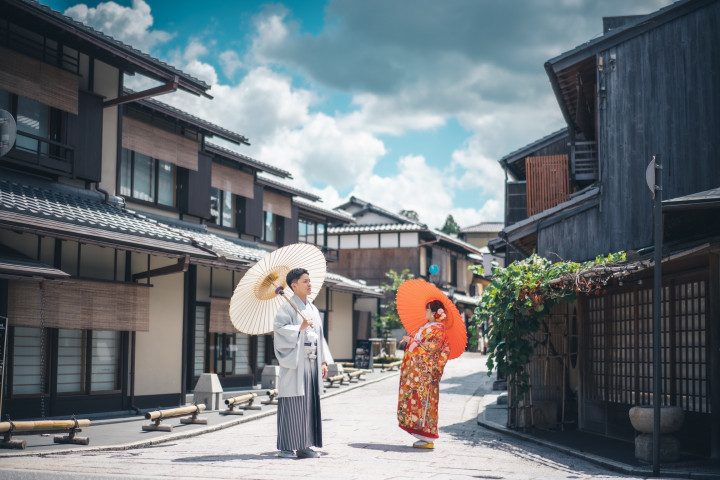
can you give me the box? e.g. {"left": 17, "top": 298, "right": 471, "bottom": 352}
{"left": 229, "top": 243, "right": 327, "bottom": 334}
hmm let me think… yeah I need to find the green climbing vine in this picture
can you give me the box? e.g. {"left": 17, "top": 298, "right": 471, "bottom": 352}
{"left": 470, "top": 252, "right": 626, "bottom": 406}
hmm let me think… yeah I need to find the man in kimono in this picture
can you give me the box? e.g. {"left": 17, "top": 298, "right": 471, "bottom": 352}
{"left": 274, "top": 267, "right": 329, "bottom": 458}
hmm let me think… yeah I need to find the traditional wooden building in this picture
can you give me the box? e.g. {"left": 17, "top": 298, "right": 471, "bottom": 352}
{"left": 0, "top": 0, "right": 381, "bottom": 420}
{"left": 328, "top": 197, "right": 482, "bottom": 339}
{"left": 490, "top": 0, "right": 720, "bottom": 458}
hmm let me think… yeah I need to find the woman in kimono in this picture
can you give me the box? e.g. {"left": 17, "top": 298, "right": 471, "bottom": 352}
{"left": 397, "top": 299, "right": 451, "bottom": 449}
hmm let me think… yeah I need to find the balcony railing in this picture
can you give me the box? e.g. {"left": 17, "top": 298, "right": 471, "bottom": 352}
{"left": 570, "top": 141, "right": 598, "bottom": 182}
{"left": 5, "top": 131, "right": 74, "bottom": 176}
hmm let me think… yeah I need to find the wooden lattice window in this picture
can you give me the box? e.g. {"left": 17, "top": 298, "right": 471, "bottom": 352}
{"left": 582, "top": 278, "right": 709, "bottom": 413}
{"left": 525, "top": 155, "right": 570, "bottom": 217}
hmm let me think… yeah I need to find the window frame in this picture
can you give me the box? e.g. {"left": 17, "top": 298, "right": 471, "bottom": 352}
{"left": 119, "top": 147, "right": 177, "bottom": 208}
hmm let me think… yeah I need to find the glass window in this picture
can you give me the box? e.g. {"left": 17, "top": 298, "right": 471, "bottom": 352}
{"left": 132, "top": 152, "right": 154, "bottom": 202}
{"left": 120, "top": 148, "right": 176, "bottom": 207}
{"left": 11, "top": 327, "right": 44, "bottom": 395}
{"left": 15, "top": 96, "right": 48, "bottom": 155}
{"left": 209, "top": 188, "right": 234, "bottom": 228}
{"left": 0, "top": 88, "right": 10, "bottom": 111}
{"left": 57, "top": 329, "right": 85, "bottom": 394}
{"left": 119, "top": 148, "right": 132, "bottom": 197}
{"left": 256, "top": 335, "right": 266, "bottom": 370}
{"left": 317, "top": 223, "right": 325, "bottom": 246}
{"left": 298, "top": 219, "right": 308, "bottom": 243}
{"left": 157, "top": 160, "right": 175, "bottom": 206}
{"left": 91, "top": 331, "right": 120, "bottom": 392}
{"left": 263, "top": 212, "right": 276, "bottom": 243}
{"left": 234, "top": 333, "right": 251, "bottom": 375}
{"left": 221, "top": 189, "right": 233, "bottom": 227}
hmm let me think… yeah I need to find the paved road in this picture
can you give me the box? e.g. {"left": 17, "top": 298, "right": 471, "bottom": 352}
{"left": 0, "top": 353, "right": 662, "bottom": 480}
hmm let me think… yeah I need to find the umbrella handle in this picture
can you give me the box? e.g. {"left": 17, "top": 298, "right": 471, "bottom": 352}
{"left": 276, "top": 287, "right": 311, "bottom": 324}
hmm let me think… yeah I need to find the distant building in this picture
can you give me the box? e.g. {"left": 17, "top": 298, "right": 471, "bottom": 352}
{"left": 328, "top": 197, "right": 483, "bottom": 335}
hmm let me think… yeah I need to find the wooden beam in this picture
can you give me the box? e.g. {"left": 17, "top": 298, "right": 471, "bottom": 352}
{"left": 132, "top": 255, "right": 189, "bottom": 281}
{"left": 104, "top": 76, "right": 179, "bottom": 108}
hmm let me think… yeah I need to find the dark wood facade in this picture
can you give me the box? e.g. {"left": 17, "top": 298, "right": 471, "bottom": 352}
{"left": 538, "top": 0, "right": 720, "bottom": 262}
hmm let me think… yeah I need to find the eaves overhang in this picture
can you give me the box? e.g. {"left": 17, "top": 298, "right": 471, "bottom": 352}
{"left": 6, "top": 0, "right": 213, "bottom": 99}
{"left": 503, "top": 185, "right": 601, "bottom": 245}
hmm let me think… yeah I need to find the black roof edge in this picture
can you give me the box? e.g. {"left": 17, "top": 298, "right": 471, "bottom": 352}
{"left": 204, "top": 142, "right": 290, "bottom": 178}
{"left": 499, "top": 128, "right": 571, "bottom": 166}
{"left": 256, "top": 176, "right": 320, "bottom": 201}
{"left": 127, "top": 89, "right": 249, "bottom": 145}
{"left": 9, "top": 0, "right": 212, "bottom": 98}
{"left": 545, "top": 0, "right": 711, "bottom": 73}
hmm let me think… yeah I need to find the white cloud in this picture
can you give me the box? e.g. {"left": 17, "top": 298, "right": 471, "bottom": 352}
{"left": 219, "top": 50, "right": 243, "bottom": 79}
{"left": 64, "top": 0, "right": 173, "bottom": 53}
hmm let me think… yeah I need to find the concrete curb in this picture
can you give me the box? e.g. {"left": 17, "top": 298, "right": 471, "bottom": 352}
{"left": 3, "top": 371, "right": 400, "bottom": 458}
{"left": 476, "top": 394, "right": 720, "bottom": 480}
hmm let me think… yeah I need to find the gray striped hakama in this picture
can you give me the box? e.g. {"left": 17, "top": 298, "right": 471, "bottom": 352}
{"left": 276, "top": 357, "right": 323, "bottom": 451}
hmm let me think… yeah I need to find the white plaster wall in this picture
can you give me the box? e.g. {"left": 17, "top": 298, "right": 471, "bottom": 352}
{"left": 359, "top": 234, "right": 379, "bottom": 249}
{"left": 327, "top": 235, "right": 339, "bottom": 249}
{"left": 339, "top": 235, "right": 359, "bottom": 249}
{"left": 399, "top": 232, "right": 419, "bottom": 247}
{"left": 328, "top": 291, "right": 353, "bottom": 360}
{"left": 133, "top": 256, "right": 184, "bottom": 396}
{"left": 380, "top": 233, "right": 398, "bottom": 248}
{"left": 354, "top": 211, "right": 393, "bottom": 225}
{"left": 93, "top": 60, "right": 119, "bottom": 194}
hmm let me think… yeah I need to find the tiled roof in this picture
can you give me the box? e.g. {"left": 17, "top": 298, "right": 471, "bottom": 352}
{"left": 0, "top": 244, "right": 70, "bottom": 279}
{"left": 431, "top": 229, "right": 484, "bottom": 255}
{"left": 327, "top": 223, "right": 423, "bottom": 234}
{"left": 256, "top": 173, "right": 320, "bottom": 201}
{"left": 131, "top": 92, "right": 248, "bottom": 145}
{"left": 13, "top": 0, "right": 210, "bottom": 95}
{"left": 459, "top": 222, "right": 504, "bottom": 234}
{"left": 205, "top": 142, "right": 290, "bottom": 178}
{"left": 325, "top": 272, "right": 383, "bottom": 297}
{"left": 293, "top": 198, "right": 355, "bottom": 224}
{"left": 663, "top": 186, "right": 720, "bottom": 210}
{"left": 335, "top": 196, "right": 426, "bottom": 226}
{"left": 0, "top": 174, "right": 212, "bottom": 258}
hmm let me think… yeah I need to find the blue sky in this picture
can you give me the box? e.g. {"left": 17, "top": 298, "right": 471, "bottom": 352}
{"left": 43, "top": 0, "right": 673, "bottom": 229}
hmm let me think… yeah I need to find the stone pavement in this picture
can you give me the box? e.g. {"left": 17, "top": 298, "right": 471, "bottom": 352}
{"left": 0, "top": 353, "right": 717, "bottom": 480}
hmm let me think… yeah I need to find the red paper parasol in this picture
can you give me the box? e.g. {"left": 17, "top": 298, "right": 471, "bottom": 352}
{"left": 396, "top": 279, "right": 467, "bottom": 360}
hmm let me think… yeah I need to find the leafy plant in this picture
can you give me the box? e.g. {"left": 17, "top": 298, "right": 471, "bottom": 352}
{"left": 471, "top": 252, "right": 625, "bottom": 406}
{"left": 375, "top": 268, "right": 414, "bottom": 337}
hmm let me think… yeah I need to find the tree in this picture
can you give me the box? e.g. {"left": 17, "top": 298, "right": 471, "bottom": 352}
{"left": 440, "top": 214, "right": 460, "bottom": 235}
{"left": 399, "top": 209, "right": 420, "bottom": 222}
{"left": 374, "top": 268, "right": 414, "bottom": 337}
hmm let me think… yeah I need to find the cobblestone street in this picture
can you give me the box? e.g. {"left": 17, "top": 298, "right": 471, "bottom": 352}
{"left": 0, "top": 353, "right": 663, "bottom": 480}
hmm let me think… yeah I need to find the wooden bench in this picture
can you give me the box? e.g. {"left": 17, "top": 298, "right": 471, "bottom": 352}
{"left": 381, "top": 360, "right": 402, "bottom": 371}
{"left": 325, "top": 374, "right": 346, "bottom": 388}
{"left": 262, "top": 389, "right": 279, "bottom": 405}
{"left": 142, "top": 404, "right": 206, "bottom": 432}
{"left": 221, "top": 393, "right": 261, "bottom": 415}
{"left": 0, "top": 417, "right": 91, "bottom": 449}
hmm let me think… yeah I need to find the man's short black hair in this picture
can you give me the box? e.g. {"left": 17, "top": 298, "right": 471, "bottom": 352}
{"left": 286, "top": 268, "right": 309, "bottom": 289}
